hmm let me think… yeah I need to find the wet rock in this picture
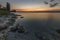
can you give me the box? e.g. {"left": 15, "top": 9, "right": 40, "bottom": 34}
{"left": 20, "top": 16, "right": 24, "bottom": 18}
{"left": 10, "top": 24, "right": 19, "bottom": 32}
{"left": 0, "top": 25, "right": 8, "bottom": 31}
{"left": 2, "top": 31, "right": 5, "bottom": 34}
{"left": 10, "top": 27, "right": 17, "bottom": 32}
{"left": 17, "top": 26, "right": 25, "bottom": 33}
{"left": 56, "top": 29, "right": 60, "bottom": 34}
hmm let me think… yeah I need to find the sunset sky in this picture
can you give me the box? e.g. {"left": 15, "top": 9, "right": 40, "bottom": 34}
{"left": 0, "top": 0, "right": 60, "bottom": 11}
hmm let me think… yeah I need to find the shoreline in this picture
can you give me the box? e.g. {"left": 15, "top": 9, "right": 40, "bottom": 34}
{"left": 16, "top": 11, "right": 60, "bottom": 13}
{"left": 0, "top": 12, "right": 17, "bottom": 40}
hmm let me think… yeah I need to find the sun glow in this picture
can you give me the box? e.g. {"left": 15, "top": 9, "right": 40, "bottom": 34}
{"left": 22, "top": 9, "right": 47, "bottom": 11}
{"left": 16, "top": 8, "right": 54, "bottom": 11}
{"left": 16, "top": 7, "right": 60, "bottom": 11}
{"left": 15, "top": 5, "right": 60, "bottom": 11}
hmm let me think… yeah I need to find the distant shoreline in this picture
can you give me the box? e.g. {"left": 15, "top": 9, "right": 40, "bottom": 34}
{"left": 16, "top": 11, "right": 60, "bottom": 13}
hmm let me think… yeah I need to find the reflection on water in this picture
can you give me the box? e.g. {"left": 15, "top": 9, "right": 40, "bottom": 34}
{"left": 15, "top": 12, "right": 60, "bottom": 20}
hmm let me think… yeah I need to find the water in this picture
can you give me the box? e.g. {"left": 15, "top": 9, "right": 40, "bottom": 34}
{"left": 7, "top": 12, "right": 60, "bottom": 40}
{"left": 15, "top": 12, "right": 60, "bottom": 20}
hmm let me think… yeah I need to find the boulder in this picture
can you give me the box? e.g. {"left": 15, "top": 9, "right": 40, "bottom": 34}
{"left": 10, "top": 27, "right": 17, "bottom": 32}
{"left": 10, "top": 24, "right": 19, "bottom": 32}
{"left": 56, "top": 29, "right": 60, "bottom": 34}
{"left": 20, "top": 16, "right": 24, "bottom": 18}
{"left": 18, "top": 29, "right": 25, "bottom": 33}
{"left": 0, "top": 25, "right": 8, "bottom": 31}
{"left": 17, "top": 26, "right": 25, "bottom": 33}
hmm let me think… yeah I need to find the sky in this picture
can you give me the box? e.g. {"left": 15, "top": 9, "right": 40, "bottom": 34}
{"left": 0, "top": 0, "right": 60, "bottom": 11}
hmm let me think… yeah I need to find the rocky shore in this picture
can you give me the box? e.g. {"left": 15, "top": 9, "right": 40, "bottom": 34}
{"left": 0, "top": 13, "right": 17, "bottom": 40}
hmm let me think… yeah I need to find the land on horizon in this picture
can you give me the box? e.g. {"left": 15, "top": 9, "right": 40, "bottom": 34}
{"left": 15, "top": 10, "right": 60, "bottom": 13}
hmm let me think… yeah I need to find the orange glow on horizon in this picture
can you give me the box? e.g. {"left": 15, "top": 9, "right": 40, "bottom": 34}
{"left": 16, "top": 8, "right": 60, "bottom": 11}
{"left": 11, "top": 5, "right": 60, "bottom": 11}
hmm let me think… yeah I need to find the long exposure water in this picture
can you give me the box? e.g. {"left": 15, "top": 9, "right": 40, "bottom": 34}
{"left": 7, "top": 12, "right": 60, "bottom": 40}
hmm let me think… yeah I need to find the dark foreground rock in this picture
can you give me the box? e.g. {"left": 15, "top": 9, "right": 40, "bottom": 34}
{"left": 56, "top": 29, "right": 60, "bottom": 34}
{"left": 10, "top": 27, "right": 18, "bottom": 32}
{"left": 0, "top": 25, "right": 8, "bottom": 31}
{"left": 20, "top": 16, "right": 24, "bottom": 18}
{"left": 10, "top": 22, "right": 26, "bottom": 33}
{"left": 17, "top": 26, "right": 25, "bottom": 33}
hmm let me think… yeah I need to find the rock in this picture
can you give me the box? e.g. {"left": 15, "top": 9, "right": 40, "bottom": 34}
{"left": 2, "top": 31, "right": 5, "bottom": 34}
{"left": 10, "top": 24, "right": 19, "bottom": 32}
{"left": 56, "top": 29, "right": 60, "bottom": 34}
{"left": 18, "top": 29, "right": 25, "bottom": 33}
{"left": 20, "top": 16, "right": 24, "bottom": 18}
{"left": 10, "top": 27, "right": 18, "bottom": 32}
{"left": 17, "top": 26, "right": 25, "bottom": 33}
{"left": 0, "top": 25, "right": 8, "bottom": 31}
